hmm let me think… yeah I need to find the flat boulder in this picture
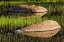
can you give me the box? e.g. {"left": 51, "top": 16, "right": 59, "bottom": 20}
{"left": 19, "top": 5, "right": 47, "bottom": 13}
{"left": 9, "top": 5, "right": 47, "bottom": 17}
{"left": 15, "top": 20, "right": 61, "bottom": 38}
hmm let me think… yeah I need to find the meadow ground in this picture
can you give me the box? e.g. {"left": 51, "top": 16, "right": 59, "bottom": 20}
{"left": 0, "top": 1, "right": 64, "bottom": 42}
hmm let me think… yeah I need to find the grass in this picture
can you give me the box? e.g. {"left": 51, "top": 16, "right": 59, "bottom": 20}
{"left": 0, "top": 16, "right": 43, "bottom": 31}
{"left": 0, "top": 1, "right": 64, "bottom": 42}
{"left": 0, "top": 0, "right": 64, "bottom": 3}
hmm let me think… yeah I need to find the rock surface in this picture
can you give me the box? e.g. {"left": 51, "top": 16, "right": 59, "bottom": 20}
{"left": 15, "top": 20, "right": 61, "bottom": 38}
{"left": 9, "top": 5, "right": 47, "bottom": 17}
{"left": 19, "top": 5, "right": 47, "bottom": 13}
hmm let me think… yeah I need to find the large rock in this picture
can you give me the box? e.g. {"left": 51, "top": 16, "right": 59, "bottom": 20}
{"left": 9, "top": 5, "right": 47, "bottom": 17}
{"left": 15, "top": 20, "right": 61, "bottom": 38}
{"left": 19, "top": 5, "right": 47, "bottom": 13}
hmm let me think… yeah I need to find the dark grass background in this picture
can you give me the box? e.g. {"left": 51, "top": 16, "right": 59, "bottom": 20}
{"left": 0, "top": 0, "right": 64, "bottom": 42}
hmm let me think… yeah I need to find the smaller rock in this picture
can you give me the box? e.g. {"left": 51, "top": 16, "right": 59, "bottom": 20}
{"left": 9, "top": 5, "right": 47, "bottom": 17}
{"left": 19, "top": 5, "right": 47, "bottom": 12}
